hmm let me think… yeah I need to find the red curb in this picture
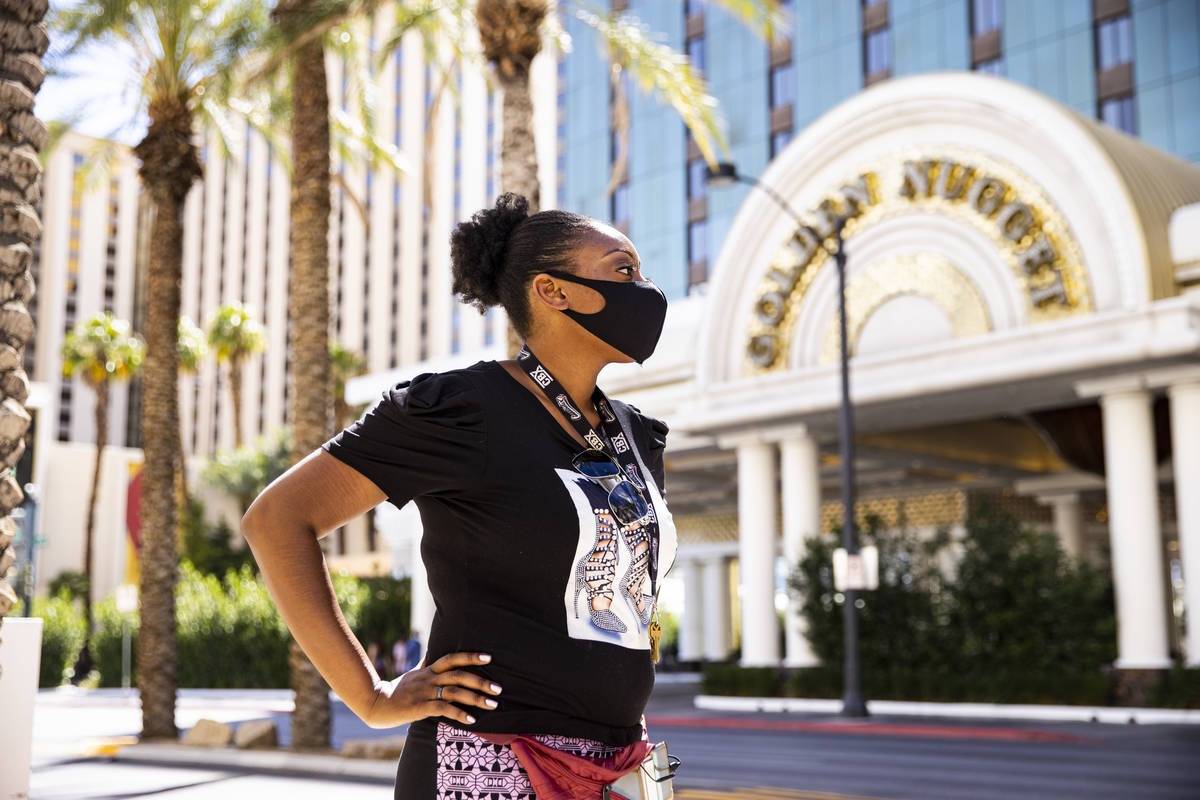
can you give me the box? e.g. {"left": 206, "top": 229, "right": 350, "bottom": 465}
{"left": 644, "top": 716, "right": 1089, "bottom": 743}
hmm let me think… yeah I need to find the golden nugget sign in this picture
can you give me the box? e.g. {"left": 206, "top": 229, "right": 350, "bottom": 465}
{"left": 747, "top": 155, "right": 1090, "bottom": 369}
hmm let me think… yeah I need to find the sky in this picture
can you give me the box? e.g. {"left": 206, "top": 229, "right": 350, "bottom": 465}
{"left": 38, "top": 31, "right": 145, "bottom": 146}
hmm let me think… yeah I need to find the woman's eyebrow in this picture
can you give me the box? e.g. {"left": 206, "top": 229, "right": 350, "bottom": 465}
{"left": 604, "top": 247, "right": 640, "bottom": 264}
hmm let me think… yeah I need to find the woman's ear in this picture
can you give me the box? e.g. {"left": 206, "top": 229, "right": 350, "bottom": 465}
{"left": 531, "top": 273, "right": 571, "bottom": 311}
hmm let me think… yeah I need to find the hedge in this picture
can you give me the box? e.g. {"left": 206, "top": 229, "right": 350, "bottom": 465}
{"left": 701, "top": 664, "right": 1200, "bottom": 708}
{"left": 27, "top": 562, "right": 409, "bottom": 689}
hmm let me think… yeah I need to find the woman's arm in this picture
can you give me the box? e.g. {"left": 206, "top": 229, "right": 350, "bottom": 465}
{"left": 241, "top": 449, "right": 501, "bottom": 729}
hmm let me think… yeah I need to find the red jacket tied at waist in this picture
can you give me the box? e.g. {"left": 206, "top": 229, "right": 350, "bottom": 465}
{"left": 479, "top": 733, "right": 653, "bottom": 800}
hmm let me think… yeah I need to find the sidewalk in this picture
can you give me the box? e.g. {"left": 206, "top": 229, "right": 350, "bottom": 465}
{"left": 40, "top": 681, "right": 1200, "bottom": 785}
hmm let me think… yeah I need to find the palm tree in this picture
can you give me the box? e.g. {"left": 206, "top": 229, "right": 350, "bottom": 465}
{"left": 0, "top": 0, "right": 47, "bottom": 625}
{"left": 60, "top": 313, "right": 144, "bottom": 672}
{"left": 206, "top": 303, "right": 266, "bottom": 449}
{"left": 255, "top": 0, "right": 781, "bottom": 750}
{"left": 176, "top": 317, "right": 207, "bottom": 510}
{"left": 475, "top": 0, "right": 783, "bottom": 356}
{"left": 55, "top": 0, "right": 266, "bottom": 740}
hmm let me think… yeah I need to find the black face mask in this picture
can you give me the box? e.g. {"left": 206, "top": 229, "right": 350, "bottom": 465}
{"left": 544, "top": 270, "right": 668, "bottom": 364}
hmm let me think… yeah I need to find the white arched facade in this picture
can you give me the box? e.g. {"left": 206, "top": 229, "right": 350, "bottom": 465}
{"left": 652, "top": 73, "right": 1200, "bottom": 672}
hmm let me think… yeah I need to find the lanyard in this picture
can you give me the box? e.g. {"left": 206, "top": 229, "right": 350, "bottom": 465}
{"left": 517, "top": 344, "right": 662, "bottom": 596}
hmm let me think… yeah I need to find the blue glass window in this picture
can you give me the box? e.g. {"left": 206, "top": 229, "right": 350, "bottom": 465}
{"left": 1096, "top": 15, "right": 1132, "bottom": 71}
{"left": 1100, "top": 95, "right": 1135, "bottom": 134}
{"left": 865, "top": 29, "right": 892, "bottom": 75}
{"left": 971, "top": 0, "right": 1002, "bottom": 36}
{"left": 770, "top": 129, "right": 793, "bottom": 159}
{"left": 688, "top": 219, "right": 707, "bottom": 264}
{"left": 686, "top": 36, "right": 705, "bottom": 73}
{"left": 769, "top": 63, "right": 794, "bottom": 108}
{"left": 611, "top": 184, "right": 629, "bottom": 223}
{"left": 687, "top": 158, "right": 707, "bottom": 200}
{"left": 974, "top": 57, "right": 1004, "bottom": 76}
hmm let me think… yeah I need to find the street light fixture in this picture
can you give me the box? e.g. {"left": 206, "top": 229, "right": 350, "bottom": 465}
{"left": 706, "top": 162, "right": 868, "bottom": 718}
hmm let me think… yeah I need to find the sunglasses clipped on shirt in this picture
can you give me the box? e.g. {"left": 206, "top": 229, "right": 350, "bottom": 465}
{"left": 572, "top": 450, "right": 650, "bottom": 527}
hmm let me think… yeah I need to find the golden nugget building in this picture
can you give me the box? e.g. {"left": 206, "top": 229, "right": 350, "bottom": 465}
{"left": 360, "top": 73, "right": 1200, "bottom": 673}
{"left": 638, "top": 71, "right": 1200, "bottom": 670}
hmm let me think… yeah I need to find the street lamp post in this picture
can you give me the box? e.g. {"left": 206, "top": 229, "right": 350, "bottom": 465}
{"left": 707, "top": 163, "right": 868, "bottom": 717}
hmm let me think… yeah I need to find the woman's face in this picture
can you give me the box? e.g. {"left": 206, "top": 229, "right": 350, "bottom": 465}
{"left": 557, "top": 223, "right": 647, "bottom": 315}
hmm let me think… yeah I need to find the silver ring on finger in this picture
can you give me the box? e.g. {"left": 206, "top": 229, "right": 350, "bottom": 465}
{"left": 436, "top": 685, "right": 444, "bottom": 701}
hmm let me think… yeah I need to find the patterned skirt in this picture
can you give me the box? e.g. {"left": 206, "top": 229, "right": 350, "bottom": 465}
{"left": 433, "top": 721, "right": 625, "bottom": 800}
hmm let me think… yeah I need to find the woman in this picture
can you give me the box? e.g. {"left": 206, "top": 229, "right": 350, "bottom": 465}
{"left": 241, "top": 193, "right": 677, "bottom": 798}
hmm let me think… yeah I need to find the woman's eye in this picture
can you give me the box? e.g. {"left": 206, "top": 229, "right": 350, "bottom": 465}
{"left": 618, "top": 264, "right": 635, "bottom": 276}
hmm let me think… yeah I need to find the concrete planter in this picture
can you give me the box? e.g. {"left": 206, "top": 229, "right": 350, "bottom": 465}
{"left": 0, "top": 618, "right": 44, "bottom": 800}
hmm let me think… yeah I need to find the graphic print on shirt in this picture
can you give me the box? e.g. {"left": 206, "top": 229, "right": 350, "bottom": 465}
{"left": 557, "top": 461, "right": 677, "bottom": 650}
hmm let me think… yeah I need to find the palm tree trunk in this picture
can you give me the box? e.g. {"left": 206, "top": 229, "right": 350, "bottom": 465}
{"left": 497, "top": 70, "right": 539, "bottom": 212}
{"left": 284, "top": 22, "right": 334, "bottom": 751}
{"left": 81, "top": 381, "right": 109, "bottom": 658}
{"left": 0, "top": 0, "right": 48, "bottom": 624}
{"left": 229, "top": 357, "right": 244, "bottom": 447}
{"left": 134, "top": 91, "right": 202, "bottom": 740}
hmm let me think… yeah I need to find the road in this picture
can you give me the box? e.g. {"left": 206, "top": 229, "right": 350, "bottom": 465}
{"left": 27, "top": 681, "right": 1200, "bottom": 799}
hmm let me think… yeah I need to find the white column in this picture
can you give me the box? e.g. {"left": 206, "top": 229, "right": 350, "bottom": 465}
{"left": 678, "top": 559, "right": 705, "bottom": 663}
{"left": 1040, "top": 493, "right": 1083, "bottom": 560}
{"left": 702, "top": 557, "right": 731, "bottom": 661}
{"left": 780, "top": 433, "right": 821, "bottom": 667}
{"left": 1169, "top": 380, "right": 1200, "bottom": 666}
{"left": 735, "top": 440, "right": 781, "bottom": 666}
{"left": 1100, "top": 390, "right": 1171, "bottom": 668}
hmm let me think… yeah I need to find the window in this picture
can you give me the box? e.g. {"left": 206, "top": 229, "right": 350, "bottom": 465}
{"left": 687, "top": 158, "right": 708, "bottom": 201}
{"left": 974, "top": 58, "right": 1004, "bottom": 76}
{"left": 611, "top": 183, "right": 629, "bottom": 224}
{"left": 1100, "top": 95, "right": 1135, "bottom": 134}
{"left": 1096, "top": 15, "right": 1132, "bottom": 71}
{"left": 686, "top": 36, "right": 705, "bottom": 73}
{"left": 864, "top": 29, "right": 892, "bottom": 75}
{"left": 688, "top": 219, "right": 707, "bottom": 265}
{"left": 971, "top": 0, "right": 1002, "bottom": 36}
{"left": 771, "top": 129, "right": 793, "bottom": 159}
{"left": 769, "top": 63, "right": 794, "bottom": 108}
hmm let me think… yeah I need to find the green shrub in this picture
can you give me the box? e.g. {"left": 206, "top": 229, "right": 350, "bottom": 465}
{"left": 93, "top": 562, "right": 384, "bottom": 688}
{"left": 788, "top": 504, "right": 1116, "bottom": 699}
{"left": 47, "top": 570, "right": 89, "bottom": 604}
{"left": 1152, "top": 667, "right": 1200, "bottom": 709}
{"left": 19, "top": 591, "right": 88, "bottom": 687}
{"left": 701, "top": 664, "right": 783, "bottom": 697}
{"left": 350, "top": 576, "right": 411, "bottom": 651}
{"left": 93, "top": 595, "right": 137, "bottom": 688}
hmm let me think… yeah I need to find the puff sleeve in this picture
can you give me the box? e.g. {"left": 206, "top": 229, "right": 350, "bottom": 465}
{"left": 627, "top": 405, "right": 668, "bottom": 496}
{"left": 321, "top": 371, "right": 486, "bottom": 508}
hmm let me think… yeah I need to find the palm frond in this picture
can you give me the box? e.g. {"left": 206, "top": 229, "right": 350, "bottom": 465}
{"left": 704, "top": 0, "right": 791, "bottom": 42}
{"left": 573, "top": 4, "right": 727, "bottom": 166}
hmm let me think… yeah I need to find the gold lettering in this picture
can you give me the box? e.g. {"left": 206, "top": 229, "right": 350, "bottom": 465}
{"left": 789, "top": 228, "right": 819, "bottom": 264}
{"left": 840, "top": 174, "right": 874, "bottom": 215}
{"left": 1029, "top": 270, "right": 1068, "bottom": 305}
{"left": 1018, "top": 235, "right": 1056, "bottom": 274}
{"left": 768, "top": 264, "right": 800, "bottom": 292}
{"left": 811, "top": 199, "right": 840, "bottom": 239}
{"left": 966, "top": 176, "right": 1005, "bottom": 217}
{"left": 996, "top": 202, "right": 1035, "bottom": 242}
{"left": 755, "top": 291, "right": 787, "bottom": 326}
{"left": 748, "top": 334, "right": 778, "bottom": 368}
{"left": 900, "top": 160, "right": 932, "bottom": 198}
{"left": 933, "top": 160, "right": 969, "bottom": 200}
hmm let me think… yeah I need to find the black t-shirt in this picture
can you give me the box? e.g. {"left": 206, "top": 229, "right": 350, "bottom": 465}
{"left": 321, "top": 360, "right": 677, "bottom": 746}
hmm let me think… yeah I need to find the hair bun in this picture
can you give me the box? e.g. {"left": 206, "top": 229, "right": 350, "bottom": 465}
{"left": 451, "top": 193, "right": 530, "bottom": 311}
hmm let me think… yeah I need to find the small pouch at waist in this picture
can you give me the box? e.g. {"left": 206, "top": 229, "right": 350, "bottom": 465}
{"left": 604, "top": 741, "right": 679, "bottom": 800}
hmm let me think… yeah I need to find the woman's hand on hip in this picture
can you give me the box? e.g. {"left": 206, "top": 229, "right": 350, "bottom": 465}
{"left": 364, "top": 652, "right": 502, "bottom": 729}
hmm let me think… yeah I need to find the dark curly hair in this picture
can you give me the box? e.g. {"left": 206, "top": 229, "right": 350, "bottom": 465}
{"left": 450, "top": 193, "right": 594, "bottom": 338}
